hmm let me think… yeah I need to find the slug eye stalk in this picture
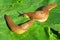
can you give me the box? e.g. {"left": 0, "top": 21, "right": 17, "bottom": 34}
{"left": 4, "top": 15, "right": 34, "bottom": 34}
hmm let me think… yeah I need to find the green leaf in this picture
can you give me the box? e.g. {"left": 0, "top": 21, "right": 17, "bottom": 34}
{"left": 0, "top": 0, "right": 60, "bottom": 40}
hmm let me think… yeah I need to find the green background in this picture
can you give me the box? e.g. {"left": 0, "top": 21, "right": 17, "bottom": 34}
{"left": 0, "top": 0, "right": 60, "bottom": 40}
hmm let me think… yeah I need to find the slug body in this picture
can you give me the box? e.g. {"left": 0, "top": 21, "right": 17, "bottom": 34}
{"left": 5, "top": 15, "right": 34, "bottom": 34}
{"left": 24, "top": 4, "right": 57, "bottom": 22}
{"left": 24, "top": 11, "right": 49, "bottom": 22}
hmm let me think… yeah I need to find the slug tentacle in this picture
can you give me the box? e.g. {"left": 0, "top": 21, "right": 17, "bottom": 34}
{"left": 4, "top": 15, "right": 34, "bottom": 34}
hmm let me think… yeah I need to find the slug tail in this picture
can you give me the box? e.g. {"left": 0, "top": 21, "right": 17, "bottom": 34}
{"left": 43, "top": 4, "right": 57, "bottom": 11}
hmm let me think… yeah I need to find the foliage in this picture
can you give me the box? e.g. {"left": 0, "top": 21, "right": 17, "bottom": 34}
{"left": 0, "top": 0, "right": 60, "bottom": 40}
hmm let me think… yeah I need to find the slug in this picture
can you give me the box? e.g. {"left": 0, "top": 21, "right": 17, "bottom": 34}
{"left": 4, "top": 15, "right": 35, "bottom": 34}
{"left": 4, "top": 4, "right": 57, "bottom": 34}
{"left": 23, "top": 4, "right": 57, "bottom": 22}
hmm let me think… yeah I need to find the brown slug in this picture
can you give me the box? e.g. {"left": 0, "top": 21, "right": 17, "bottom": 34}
{"left": 23, "top": 4, "right": 57, "bottom": 22}
{"left": 4, "top": 15, "right": 35, "bottom": 34}
{"left": 4, "top": 4, "right": 57, "bottom": 34}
